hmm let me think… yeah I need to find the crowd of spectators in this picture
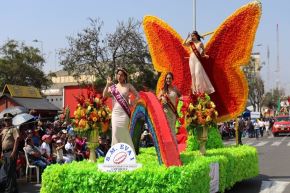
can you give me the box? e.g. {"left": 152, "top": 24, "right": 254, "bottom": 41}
{"left": 218, "top": 117, "right": 275, "bottom": 140}
{"left": 1, "top": 116, "right": 112, "bottom": 180}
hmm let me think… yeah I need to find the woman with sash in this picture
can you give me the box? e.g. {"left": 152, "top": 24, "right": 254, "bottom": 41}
{"left": 183, "top": 31, "right": 215, "bottom": 94}
{"left": 103, "top": 68, "right": 139, "bottom": 150}
{"left": 158, "top": 72, "right": 181, "bottom": 138}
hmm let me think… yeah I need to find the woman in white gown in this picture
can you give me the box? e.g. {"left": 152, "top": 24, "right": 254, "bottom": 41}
{"left": 183, "top": 31, "right": 215, "bottom": 94}
{"left": 158, "top": 72, "right": 181, "bottom": 139}
{"left": 103, "top": 68, "right": 139, "bottom": 150}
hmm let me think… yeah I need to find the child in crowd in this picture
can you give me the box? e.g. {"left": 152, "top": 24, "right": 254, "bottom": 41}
{"left": 55, "top": 140, "right": 70, "bottom": 164}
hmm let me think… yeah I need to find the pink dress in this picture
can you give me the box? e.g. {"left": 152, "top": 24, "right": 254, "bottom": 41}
{"left": 189, "top": 43, "right": 215, "bottom": 94}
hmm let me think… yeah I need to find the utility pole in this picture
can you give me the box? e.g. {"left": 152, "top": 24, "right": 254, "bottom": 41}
{"left": 276, "top": 24, "right": 280, "bottom": 90}
{"left": 193, "top": 0, "right": 196, "bottom": 30}
{"left": 267, "top": 45, "right": 271, "bottom": 92}
{"left": 54, "top": 49, "right": 58, "bottom": 72}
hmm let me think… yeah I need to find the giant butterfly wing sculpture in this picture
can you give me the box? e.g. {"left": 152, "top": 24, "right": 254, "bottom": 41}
{"left": 143, "top": 1, "right": 262, "bottom": 122}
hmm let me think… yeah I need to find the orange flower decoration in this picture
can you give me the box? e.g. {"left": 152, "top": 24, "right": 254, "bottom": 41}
{"left": 73, "top": 90, "right": 111, "bottom": 134}
{"left": 143, "top": 1, "right": 262, "bottom": 122}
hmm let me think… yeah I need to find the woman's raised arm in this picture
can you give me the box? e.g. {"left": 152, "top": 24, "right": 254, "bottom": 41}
{"left": 103, "top": 77, "right": 112, "bottom": 98}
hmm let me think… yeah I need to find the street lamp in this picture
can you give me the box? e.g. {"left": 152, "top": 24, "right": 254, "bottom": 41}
{"left": 33, "top": 39, "right": 44, "bottom": 66}
{"left": 32, "top": 39, "right": 43, "bottom": 57}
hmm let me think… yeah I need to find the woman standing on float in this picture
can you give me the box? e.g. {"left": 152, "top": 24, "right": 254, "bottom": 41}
{"left": 103, "top": 68, "right": 139, "bottom": 150}
{"left": 183, "top": 31, "right": 215, "bottom": 94}
{"left": 158, "top": 72, "right": 181, "bottom": 138}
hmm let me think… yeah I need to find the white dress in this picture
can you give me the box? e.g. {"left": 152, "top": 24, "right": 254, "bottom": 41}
{"left": 189, "top": 43, "right": 215, "bottom": 94}
{"left": 111, "top": 85, "right": 135, "bottom": 150}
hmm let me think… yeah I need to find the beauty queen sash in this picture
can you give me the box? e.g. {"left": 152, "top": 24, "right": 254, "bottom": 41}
{"left": 163, "top": 94, "right": 178, "bottom": 117}
{"left": 190, "top": 42, "right": 204, "bottom": 63}
{"left": 110, "top": 84, "right": 131, "bottom": 117}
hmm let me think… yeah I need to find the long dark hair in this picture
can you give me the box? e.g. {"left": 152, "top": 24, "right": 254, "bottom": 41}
{"left": 192, "top": 31, "right": 203, "bottom": 41}
{"left": 163, "top": 72, "right": 174, "bottom": 94}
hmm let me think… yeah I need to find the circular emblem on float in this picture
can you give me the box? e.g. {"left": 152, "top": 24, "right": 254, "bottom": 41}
{"left": 113, "top": 152, "right": 127, "bottom": 164}
{"left": 98, "top": 142, "right": 142, "bottom": 172}
{"left": 104, "top": 143, "right": 136, "bottom": 164}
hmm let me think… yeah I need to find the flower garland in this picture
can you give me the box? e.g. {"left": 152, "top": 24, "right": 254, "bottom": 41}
{"left": 73, "top": 89, "right": 111, "bottom": 135}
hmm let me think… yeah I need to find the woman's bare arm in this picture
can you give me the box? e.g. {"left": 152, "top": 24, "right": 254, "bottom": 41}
{"left": 200, "top": 42, "right": 209, "bottom": 59}
{"left": 103, "top": 77, "right": 112, "bottom": 98}
{"left": 183, "top": 33, "right": 192, "bottom": 46}
{"left": 157, "top": 90, "right": 164, "bottom": 100}
{"left": 129, "top": 83, "right": 140, "bottom": 106}
{"left": 174, "top": 87, "right": 182, "bottom": 98}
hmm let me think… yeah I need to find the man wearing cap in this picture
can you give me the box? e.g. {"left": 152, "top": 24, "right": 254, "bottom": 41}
{"left": 40, "top": 135, "right": 52, "bottom": 162}
{"left": 0, "top": 113, "right": 19, "bottom": 193}
{"left": 25, "top": 138, "right": 48, "bottom": 172}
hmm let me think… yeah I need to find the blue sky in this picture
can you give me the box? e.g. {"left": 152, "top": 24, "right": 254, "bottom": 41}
{"left": 0, "top": 0, "right": 289, "bottom": 94}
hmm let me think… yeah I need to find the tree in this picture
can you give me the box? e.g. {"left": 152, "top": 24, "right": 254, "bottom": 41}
{"left": 243, "top": 57, "right": 265, "bottom": 112}
{"left": 268, "top": 88, "right": 285, "bottom": 109}
{"left": 59, "top": 18, "right": 158, "bottom": 90}
{"left": 262, "top": 91, "right": 276, "bottom": 109}
{"left": 249, "top": 75, "right": 264, "bottom": 112}
{"left": 262, "top": 88, "right": 286, "bottom": 116}
{"left": 0, "top": 40, "right": 52, "bottom": 90}
{"left": 271, "top": 87, "right": 285, "bottom": 107}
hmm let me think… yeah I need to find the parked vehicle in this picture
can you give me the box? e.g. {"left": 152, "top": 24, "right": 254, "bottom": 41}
{"left": 272, "top": 115, "right": 290, "bottom": 137}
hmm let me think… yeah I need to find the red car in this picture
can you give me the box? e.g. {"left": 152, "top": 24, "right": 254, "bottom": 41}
{"left": 272, "top": 115, "right": 290, "bottom": 137}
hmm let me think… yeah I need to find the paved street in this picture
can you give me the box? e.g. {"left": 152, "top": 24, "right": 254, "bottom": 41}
{"left": 18, "top": 135, "right": 290, "bottom": 193}
{"left": 225, "top": 135, "right": 290, "bottom": 193}
{"left": 18, "top": 178, "right": 40, "bottom": 193}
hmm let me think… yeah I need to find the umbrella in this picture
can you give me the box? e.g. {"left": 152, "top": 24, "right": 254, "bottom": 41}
{"left": 242, "top": 110, "right": 251, "bottom": 118}
{"left": 0, "top": 106, "right": 29, "bottom": 119}
{"left": 12, "top": 113, "right": 35, "bottom": 126}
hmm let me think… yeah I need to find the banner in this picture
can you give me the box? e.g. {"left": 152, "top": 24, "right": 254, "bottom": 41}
{"left": 209, "top": 163, "right": 219, "bottom": 193}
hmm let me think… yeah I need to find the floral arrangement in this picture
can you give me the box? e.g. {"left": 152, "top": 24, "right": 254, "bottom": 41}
{"left": 73, "top": 89, "right": 111, "bottom": 134}
{"left": 143, "top": 1, "right": 261, "bottom": 123}
{"left": 182, "top": 93, "right": 218, "bottom": 129}
{"left": 59, "top": 106, "right": 70, "bottom": 123}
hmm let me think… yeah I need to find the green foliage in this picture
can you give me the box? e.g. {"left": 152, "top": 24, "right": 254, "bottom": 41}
{"left": 41, "top": 146, "right": 258, "bottom": 193}
{"left": 59, "top": 18, "right": 157, "bottom": 91}
{"left": 206, "top": 125, "right": 224, "bottom": 149}
{"left": 186, "top": 124, "right": 224, "bottom": 152}
{"left": 0, "top": 40, "right": 51, "bottom": 90}
{"left": 262, "top": 89, "right": 286, "bottom": 110}
{"left": 185, "top": 130, "right": 199, "bottom": 152}
{"left": 206, "top": 146, "right": 258, "bottom": 192}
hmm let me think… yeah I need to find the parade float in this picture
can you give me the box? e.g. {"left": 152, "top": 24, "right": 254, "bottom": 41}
{"left": 41, "top": 1, "right": 261, "bottom": 192}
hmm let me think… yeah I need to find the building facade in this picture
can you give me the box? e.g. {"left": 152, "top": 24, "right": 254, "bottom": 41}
{"left": 42, "top": 70, "right": 95, "bottom": 109}
{"left": 0, "top": 84, "right": 60, "bottom": 119}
